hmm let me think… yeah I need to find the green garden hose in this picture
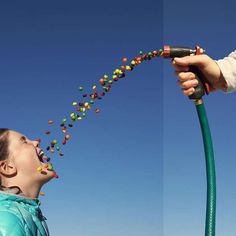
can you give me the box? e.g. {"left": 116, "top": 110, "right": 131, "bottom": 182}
{"left": 163, "top": 46, "right": 216, "bottom": 236}
{"left": 195, "top": 99, "right": 216, "bottom": 236}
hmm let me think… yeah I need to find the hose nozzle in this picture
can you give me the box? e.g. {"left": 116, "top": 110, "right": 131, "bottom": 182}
{"left": 163, "top": 45, "right": 205, "bottom": 58}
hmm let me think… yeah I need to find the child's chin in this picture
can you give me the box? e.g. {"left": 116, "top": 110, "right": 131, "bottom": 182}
{"left": 39, "top": 170, "right": 56, "bottom": 183}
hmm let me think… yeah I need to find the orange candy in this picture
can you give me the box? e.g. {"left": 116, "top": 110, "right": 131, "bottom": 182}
{"left": 44, "top": 163, "right": 49, "bottom": 169}
{"left": 122, "top": 58, "right": 127, "bottom": 63}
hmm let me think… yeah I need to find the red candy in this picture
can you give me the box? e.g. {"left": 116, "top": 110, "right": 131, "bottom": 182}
{"left": 62, "top": 140, "right": 66, "bottom": 145}
{"left": 35, "top": 138, "right": 41, "bottom": 143}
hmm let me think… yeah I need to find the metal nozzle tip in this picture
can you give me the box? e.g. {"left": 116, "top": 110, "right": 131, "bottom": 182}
{"left": 200, "top": 48, "right": 206, "bottom": 54}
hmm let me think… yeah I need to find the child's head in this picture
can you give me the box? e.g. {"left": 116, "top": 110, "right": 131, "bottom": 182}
{"left": 0, "top": 128, "right": 54, "bottom": 192}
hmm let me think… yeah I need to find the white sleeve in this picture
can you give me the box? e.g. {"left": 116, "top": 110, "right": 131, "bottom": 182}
{"left": 215, "top": 50, "right": 236, "bottom": 93}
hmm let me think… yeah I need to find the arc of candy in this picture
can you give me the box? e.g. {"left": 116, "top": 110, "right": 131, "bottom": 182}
{"left": 38, "top": 49, "right": 164, "bottom": 171}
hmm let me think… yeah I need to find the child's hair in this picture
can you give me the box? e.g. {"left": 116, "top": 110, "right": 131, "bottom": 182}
{"left": 0, "top": 128, "right": 10, "bottom": 187}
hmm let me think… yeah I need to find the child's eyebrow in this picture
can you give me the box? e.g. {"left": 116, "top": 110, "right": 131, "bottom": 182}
{"left": 20, "top": 136, "right": 27, "bottom": 142}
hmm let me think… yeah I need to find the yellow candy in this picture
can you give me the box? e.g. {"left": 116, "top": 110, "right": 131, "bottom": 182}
{"left": 104, "top": 74, "right": 108, "bottom": 79}
{"left": 92, "top": 85, "right": 96, "bottom": 90}
{"left": 72, "top": 102, "right": 77, "bottom": 106}
{"left": 37, "top": 167, "right": 42, "bottom": 172}
{"left": 84, "top": 102, "right": 89, "bottom": 107}
{"left": 112, "top": 75, "right": 117, "bottom": 79}
{"left": 82, "top": 108, "right": 86, "bottom": 112}
{"left": 70, "top": 113, "right": 75, "bottom": 117}
{"left": 78, "top": 117, "right": 82, "bottom": 120}
{"left": 126, "top": 66, "right": 131, "bottom": 70}
{"left": 131, "top": 60, "right": 136, "bottom": 65}
{"left": 119, "top": 70, "right": 123, "bottom": 74}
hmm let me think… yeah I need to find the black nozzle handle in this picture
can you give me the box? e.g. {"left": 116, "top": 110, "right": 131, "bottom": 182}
{"left": 188, "top": 65, "right": 206, "bottom": 100}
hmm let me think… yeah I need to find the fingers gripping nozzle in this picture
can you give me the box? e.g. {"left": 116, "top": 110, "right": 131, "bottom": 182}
{"left": 163, "top": 45, "right": 209, "bottom": 100}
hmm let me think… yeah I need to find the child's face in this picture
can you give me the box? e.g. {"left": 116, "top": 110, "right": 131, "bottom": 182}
{"left": 8, "top": 130, "right": 54, "bottom": 184}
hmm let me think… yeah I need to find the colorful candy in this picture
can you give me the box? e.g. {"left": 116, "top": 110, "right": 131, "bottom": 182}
{"left": 47, "top": 164, "right": 54, "bottom": 171}
{"left": 37, "top": 167, "right": 42, "bottom": 172}
{"left": 44, "top": 163, "right": 49, "bottom": 169}
{"left": 52, "top": 171, "right": 59, "bottom": 178}
{"left": 62, "top": 140, "right": 66, "bottom": 145}
{"left": 35, "top": 138, "right": 41, "bottom": 143}
{"left": 122, "top": 58, "right": 128, "bottom": 63}
{"left": 40, "top": 48, "right": 162, "bottom": 190}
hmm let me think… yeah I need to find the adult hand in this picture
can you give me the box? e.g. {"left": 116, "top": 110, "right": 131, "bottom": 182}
{"left": 171, "top": 55, "right": 227, "bottom": 96}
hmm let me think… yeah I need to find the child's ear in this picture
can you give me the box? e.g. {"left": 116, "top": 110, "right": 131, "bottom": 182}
{"left": 0, "top": 160, "right": 17, "bottom": 177}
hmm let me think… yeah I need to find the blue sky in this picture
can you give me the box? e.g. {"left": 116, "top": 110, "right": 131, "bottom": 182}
{"left": 0, "top": 1, "right": 162, "bottom": 236}
{"left": 1, "top": 0, "right": 236, "bottom": 235}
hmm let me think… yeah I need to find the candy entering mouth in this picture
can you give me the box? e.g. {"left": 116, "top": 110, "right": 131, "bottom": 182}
{"left": 38, "top": 150, "right": 45, "bottom": 163}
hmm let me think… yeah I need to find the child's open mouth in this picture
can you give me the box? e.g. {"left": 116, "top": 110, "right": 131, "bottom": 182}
{"left": 38, "top": 150, "right": 44, "bottom": 162}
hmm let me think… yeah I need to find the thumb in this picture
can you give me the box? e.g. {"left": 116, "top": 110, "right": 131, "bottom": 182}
{"left": 173, "top": 55, "right": 207, "bottom": 68}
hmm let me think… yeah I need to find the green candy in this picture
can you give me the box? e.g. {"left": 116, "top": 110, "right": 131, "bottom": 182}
{"left": 47, "top": 164, "right": 54, "bottom": 171}
{"left": 53, "top": 140, "right": 58, "bottom": 144}
{"left": 89, "top": 100, "right": 94, "bottom": 104}
{"left": 56, "top": 146, "right": 60, "bottom": 151}
{"left": 79, "top": 86, "right": 83, "bottom": 91}
{"left": 108, "top": 80, "right": 113, "bottom": 84}
{"left": 62, "top": 118, "right": 67, "bottom": 123}
{"left": 139, "top": 50, "right": 143, "bottom": 55}
{"left": 82, "top": 113, "right": 86, "bottom": 117}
